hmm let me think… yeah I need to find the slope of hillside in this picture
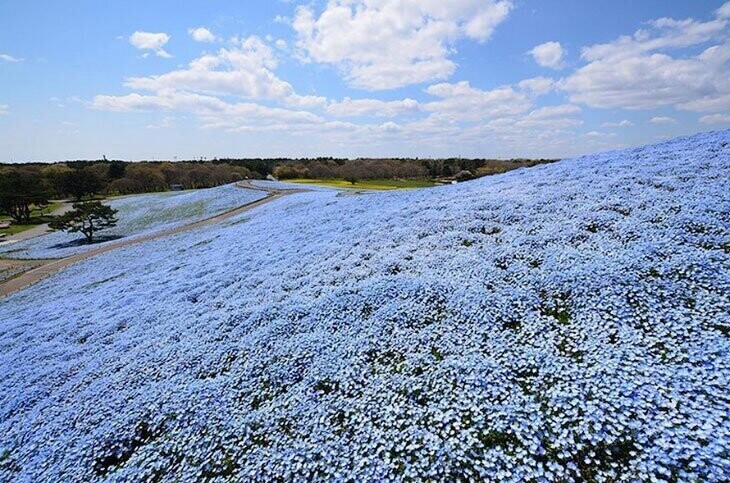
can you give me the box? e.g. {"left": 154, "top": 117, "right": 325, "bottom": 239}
{"left": 0, "top": 131, "right": 728, "bottom": 481}
{"left": 0, "top": 183, "right": 266, "bottom": 259}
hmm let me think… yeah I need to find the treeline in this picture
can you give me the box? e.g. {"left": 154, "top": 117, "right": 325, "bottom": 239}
{"left": 0, "top": 156, "right": 557, "bottom": 204}
{"left": 265, "top": 158, "right": 557, "bottom": 181}
{"left": 224, "top": 157, "right": 560, "bottom": 180}
{"left": 0, "top": 161, "right": 254, "bottom": 200}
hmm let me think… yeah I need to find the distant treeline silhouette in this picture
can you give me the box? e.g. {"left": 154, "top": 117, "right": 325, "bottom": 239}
{"left": 0, "top": 157, "right": 557, "bottom": 198}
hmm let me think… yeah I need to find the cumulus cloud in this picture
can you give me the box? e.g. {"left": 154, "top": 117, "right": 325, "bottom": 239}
{"left": 585, "top": 130, "right": 616, "bottom": 137}
{"left": 379, "top": 121, "right": 401, "bottom": 132}
{"left": 650, "top": 116, "right": 677, "bottom": 124}
{"left": 284, "top": 94, "right": 328, "bottom": 109}
{"left": 515, "top": 104, "right": 582, "bottom": 128}
{"left": 524, "top": 104, "right": 581, "bottom": 119}
{"left": 293, "top": 0, "right": 512, "bottom": 90}
{"left": 129, "top": 31, "right": 172, "bottom": 58}
{"left": 125, "top": 36, "right": 293, "bottom": 99}
{"left": 424, "top": 81, "right": 531, "bottom": 122}
{"left": 602, "top": 119, "right": 634, "bottom": 127}
{"left": 699, "top": 113, "right": 730, "bottom": 123}
{"left": 326, "top": 97, "right": 419, "bottom": 117}
{"left": 529, "top": 41, "right": 565, "bottom": 69}
{"left": 92, "top": 90, "right": 322, "bottom": 132}
{"left": 188, "top": 27, "right": 216, "bottom": 43}
{"left": 0, "top": 54, "right": 22, "bottom": 63}
{"left": 562, "top": 11, "right": 730, "bottom": 111}
{"left": 718, "top": 1, "right": 730, "bottom": 19}
{"left": 0, "top": 104, "right": 8, "bottom": 115}
{"left": 518, "top": 77, "right": 555, "bottom": 95}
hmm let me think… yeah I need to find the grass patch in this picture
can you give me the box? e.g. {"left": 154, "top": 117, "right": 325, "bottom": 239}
{"left": 0, "top": 202, "right": 63, "bottom": 236}
{"left": 0, "top": 224, "right": 36, "bottom": 236}
{"left": 287, "top": 178, "right": 437, "bottom": 190}
{"left": 0, "top": 201, "right": 61, "bottom": 222}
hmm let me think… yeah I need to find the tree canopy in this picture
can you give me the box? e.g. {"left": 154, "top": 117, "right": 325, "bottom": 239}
{"left": 49, "top": 201, "right": 118, "bottom": 243}
{"left": 0, "top": 170, "right": 50, "bottom": 223}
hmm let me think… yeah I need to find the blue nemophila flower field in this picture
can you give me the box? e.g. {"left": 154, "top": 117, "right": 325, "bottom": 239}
{"left": 0, "top": 131, "right": 728, "bottom": 481}
{"left": 0, "top": 183, "right": 266, "bottom": 260}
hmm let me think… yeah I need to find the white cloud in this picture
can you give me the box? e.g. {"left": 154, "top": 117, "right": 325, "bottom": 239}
{"left": 424, "top": 81, "right": 531, "bottom": 122}
{"left": 529, "top": 41, "right": 565, "bottom": 69}
{"left": 524, "top": 104, "right": 581, "bottom": 119}
{"left": 585, "top": 130, "right": 616, "bottom": 137}
{"left": 0, "top": 104, "right": 8, "bottom": 115}
{"left": 284, "top": 94, "right": 328, "bottom": 109}
{"left": 650, "top": 116, "right": 677, "bottom": 124}
{"left": 0, "top": 54, "right": 22, "bottom": 63}
{"left": 326, "top": 97, "right": 419, "bottom": 117}
{"left": 129, "top": 31, "right": 172, "bottom": 58}
{"left": 293, "top": 0, "right": 512, "bottom": 90}
{"left": 718, "top": 2, "right": 730, "bottom": 19}
{"left": 515, "top": 104, "right": 582, "bottom": 128}
{"left": 125, "top": 36, "right": 293, "bottom": 99}
{"left": 92, "top": 91, "right": 323, "bottom": 132}
{"left": 602, "top": 119, "right": 634, "bottom": 127}
{"left": 379, "top": 121, "right": 401, "bottom": 132}
{"left": 518, "top": 77, "right": 555, "bottom": 95}
{"left": 699, "top": 113, "right": 730, "bottom": 124}
{"left": 562, "top": 11, "right": 730, "bottom": 111}
{"left": 188, "top": 27, "right": 216, "bottom": 43}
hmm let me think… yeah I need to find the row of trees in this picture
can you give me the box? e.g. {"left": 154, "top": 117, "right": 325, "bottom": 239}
{"left": 0, "top": 161, "right": 254, "bottom": 209}
{"left": 269, "top": 157, "right": 556, "bottom": 181}
{"left": 1, "top": 157, "right": 557, "bottom": 222}
{"left": 0, "top": 168, "right": 119, "bottom": 242}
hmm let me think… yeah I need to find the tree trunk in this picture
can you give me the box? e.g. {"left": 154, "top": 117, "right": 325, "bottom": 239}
{"left": 22, "top": 203, "right": 31, "bottom": 223}
{"left": 85, "top": 219, "right": 94, "bottom": 243}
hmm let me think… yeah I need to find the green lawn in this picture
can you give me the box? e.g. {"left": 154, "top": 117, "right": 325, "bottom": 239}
{"left": 0, "top": 201, "right": 62, "bottom": 236}
{"left": 287, "top": 178, "right": 437, "bottom": 190}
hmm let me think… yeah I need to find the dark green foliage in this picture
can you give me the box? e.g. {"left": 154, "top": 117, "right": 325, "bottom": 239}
{"left": 0, "top": 156, "right": 555, "bottom": 202}
{"left": 62, "top": 168, "right": 104, "bottom": 200}
{"left": 107, "top": 161, "right": 127, "bottom": 180}
{"left": 313, "top": 378, "right": 339, "bottom": 395}
{"left": 93, "top": 421, "right": 157, "bottom": 476}
{"left": 49, "top": 201, "right": 118, "bottom": 243}
{"left": 0, "top": 170, "right": 50, "bottom": 223}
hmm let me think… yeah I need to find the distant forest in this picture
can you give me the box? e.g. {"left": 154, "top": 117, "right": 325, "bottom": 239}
{"left": 0, "top": 157, "right": 558, "bottom": 197}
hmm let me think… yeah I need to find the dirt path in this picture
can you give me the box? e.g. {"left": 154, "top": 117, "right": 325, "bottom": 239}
{"left": 0, "top": 182, "right": 304, "bottom": 298}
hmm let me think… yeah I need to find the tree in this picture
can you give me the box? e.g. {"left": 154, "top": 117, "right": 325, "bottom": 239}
{"left": 49, "top": 201, "right": 118, "bottom": 243}
{"left": 341, "top": 163, "right": 365, "bottom": 185}
{"left": 62, "top": 168, "right": 104, "bottom": 200}
{"left": 107, "top": 160, "right": 127, "bottom": 180}
{"left": 0, "top": 170, "right": 50, "bottom": 223}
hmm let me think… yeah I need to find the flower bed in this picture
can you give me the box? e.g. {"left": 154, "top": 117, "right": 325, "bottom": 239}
{"left": 0, "top": 131, "right": 728, "bottom": 481}
{"left": 0, "top": 183, "right": 266, "bottom": 259}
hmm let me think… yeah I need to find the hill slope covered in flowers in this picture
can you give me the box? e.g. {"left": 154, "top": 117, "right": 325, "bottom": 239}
{"left": 0, "top": 183, "right": 265, "bottom": 259}
{"left": 0, "top": 131, "right": 728, "bottom": 481}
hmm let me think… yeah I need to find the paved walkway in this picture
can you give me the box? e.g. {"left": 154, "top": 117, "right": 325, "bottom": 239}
{"left": 0, "top": 201, "right": 73, "bottom": 244}
{"left": 0, "top": 182, "right": 304, "bottom": 298}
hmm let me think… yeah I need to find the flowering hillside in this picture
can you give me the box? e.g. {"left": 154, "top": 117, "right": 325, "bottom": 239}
{"left": 0, "top": 131, "right": 728, "bottom": 481}
{"left": 0, "top": 183, "right": 266, "bottom": 259}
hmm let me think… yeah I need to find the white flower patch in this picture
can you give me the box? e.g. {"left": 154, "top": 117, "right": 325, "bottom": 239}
{"left": 0, "top": 130, "right": 728, "bottom": 481}
{"left": 0, "top": 183, "right": 266, "bottom": 259}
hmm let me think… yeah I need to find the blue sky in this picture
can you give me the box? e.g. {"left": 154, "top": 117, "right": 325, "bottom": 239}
{"left": 1, "top": 0, "right": 729, "bottom": 161}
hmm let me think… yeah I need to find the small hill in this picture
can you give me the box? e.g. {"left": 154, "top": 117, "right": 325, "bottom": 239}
{"left": 0, "top": 183, "right": 265, "bottom": 259}
{"left": 0, "top": 131, "right": 728, "bottom": 481}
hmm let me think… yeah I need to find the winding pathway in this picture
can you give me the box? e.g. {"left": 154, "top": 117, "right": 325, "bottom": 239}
{"left": 0, "top": 181, "right": 304, "bottom": 298}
